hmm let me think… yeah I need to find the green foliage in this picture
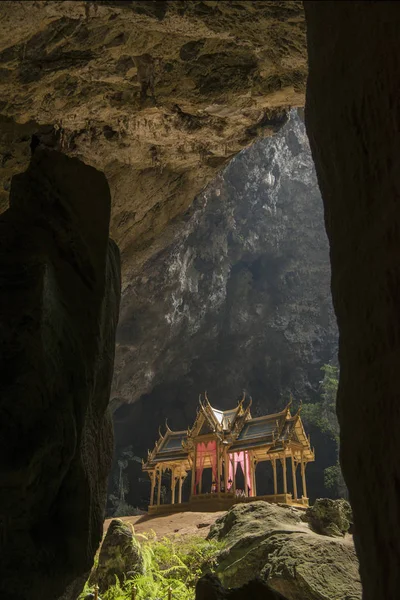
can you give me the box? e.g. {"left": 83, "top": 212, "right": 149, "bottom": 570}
{"left": 302, "top": 364, "right": 347, "bottom": 498}
{"left": 112, "top": 501, "right": 142, "bottom": 518}
{"left": 82, "top": 534, "right": 224, "bottom": 600}
{"left": 324, "top": 464, "right": 342, "bottom": 492}
{"left": 302, "top": 364, "right": 339, "bottom": 442}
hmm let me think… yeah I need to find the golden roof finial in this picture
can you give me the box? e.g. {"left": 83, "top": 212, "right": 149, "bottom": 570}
{"left": 286, "top": 394, "right": 293, "bottom": 411}
{"left": 295, "top": 399, "right": 303, "bottom": 416}
{"left": 165, "top": 418, "right": 171, "bottom": 433}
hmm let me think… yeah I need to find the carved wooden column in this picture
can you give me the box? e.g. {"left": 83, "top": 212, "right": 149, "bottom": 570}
{"left": 178, "top": 474, "right": 185, "bottom": 504}
{"left": 157, "top": 467, "right": 162, "bottom": 506}
{"left": 191, "top": 446, "right": 196, "bottom": 496}
{"left": 217, "top": 440, "right": 221, "bottom": 493}
{"left": 272, "top": 458, "right": 278, "bottom": 496}
{"left": 223, "top": 447, "right": 229, "bottom": 493}
{"left": 252, "top": 456, "right": 257, "bottom": 497}
{"left": 244, "top": 450, "right": 249, "bottom": 497}
{"left": 171, "top": 468, "right": 176, "bottom": 505}
{"left": 301, "top": 459, "right": 307, "bottom": 499}
{"left": 281, "top": 455, "right": 287, "bottom": 495}
{"left": 291, "top": 451, "right": 298, "bottom": 500}
{"left": 149, "top": 471, "right": 155, "bottom": 506}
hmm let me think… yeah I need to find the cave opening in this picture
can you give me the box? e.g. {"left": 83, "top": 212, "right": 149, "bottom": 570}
{"left": 1, "top": 2, "right": 398, "bottom": 599}
{"left": 109, "top": 109, "right": 339, "bottom": 517}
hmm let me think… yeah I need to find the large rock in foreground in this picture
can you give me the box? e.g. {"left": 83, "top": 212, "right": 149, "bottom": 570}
{"left": 207, "top": 501, "right": 361, "bottom": 600}
{"left": 90, "top": 519, "right": 143, "bottom": 594}
{"left": 0, "top": 149, "right": 121, "bottom": 600}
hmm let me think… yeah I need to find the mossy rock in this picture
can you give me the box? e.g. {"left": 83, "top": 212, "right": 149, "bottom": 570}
{"left": 304, "top": 498, "right": 353, "bottom": 537}
{"left": 208, "top": 501, "right": 361, "bottom": 600}
{"left": 89, "top": 519, "right": 144, "bottom": 593}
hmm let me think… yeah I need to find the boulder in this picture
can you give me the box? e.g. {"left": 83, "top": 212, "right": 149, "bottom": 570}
{"left": 196, "top": 573, "right": 289, "bottom": 600}
{"left": 90, "top": 519, "right": 144, "bottom": 594}
{"left": 208, "top": 501, "right": 361, "bottom": 600}
{"left": 304, "top": 498, "right": 353, "bottom": 537}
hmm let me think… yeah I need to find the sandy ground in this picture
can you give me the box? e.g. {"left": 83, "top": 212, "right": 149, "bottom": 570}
{"left": 104, "top": 511, "right": 225, "bottom": 539}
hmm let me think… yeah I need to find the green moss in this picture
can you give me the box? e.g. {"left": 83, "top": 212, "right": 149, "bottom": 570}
{"left": 80, "top": 534, "right": 224, "bottom": 600}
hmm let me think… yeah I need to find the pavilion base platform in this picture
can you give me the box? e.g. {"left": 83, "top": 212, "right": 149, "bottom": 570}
{"left": 148, "top": 493, "right": 309, "bottom": 515}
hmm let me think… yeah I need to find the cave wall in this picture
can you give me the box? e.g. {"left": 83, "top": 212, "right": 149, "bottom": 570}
{"left": 0, "top": 0, "right": 306, "bottom": 280}
{"left": 0, "top": 149, "right": 121, "bottom": 600}
{"left": 0, "top": 3, "right": 312, "bottom": 598}
{"left": 305, "top": 2, "right": 400, "bottom": 598}
{"left": 112, "top": 111, "right": 337, "bottom": 509}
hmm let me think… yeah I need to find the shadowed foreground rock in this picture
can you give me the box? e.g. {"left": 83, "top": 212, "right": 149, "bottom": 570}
{"left": 207, "top": 501, "right": 361, "bottom": 600}
{"left": 305, "top": 2, "right": 400, "bottom": 598}
{"left": 90, "top": 519, "right": 143, "bottom": 594}
{"left": 196, "top": 573, "right": 289, "bottom": 600}
{"left": 0, "top": 149, "right": 121, "bottom": 600}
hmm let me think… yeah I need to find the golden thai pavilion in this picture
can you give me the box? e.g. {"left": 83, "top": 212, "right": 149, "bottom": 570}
{"left": 142, "top": 393, "right": 314, "bottom": 514}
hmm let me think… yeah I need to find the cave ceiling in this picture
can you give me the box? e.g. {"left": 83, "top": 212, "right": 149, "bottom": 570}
{"left": 0, "top": 0, "right": 307, "bottom": 404}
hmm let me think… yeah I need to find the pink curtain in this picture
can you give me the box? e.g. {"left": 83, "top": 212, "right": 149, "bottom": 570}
{"left": 228, "top": 451, "right": 252, "bottom": 495}
{"left": 194, "top": 441, "right": 217, "bottom": 494}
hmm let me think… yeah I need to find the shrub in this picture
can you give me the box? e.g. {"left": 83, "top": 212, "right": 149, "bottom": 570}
{"left": 79, "top": 533, "right": 224, "bottom": 600}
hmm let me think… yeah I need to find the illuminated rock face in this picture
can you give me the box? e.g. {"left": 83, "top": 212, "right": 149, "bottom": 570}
{"left": 112, "top": 112, "right": 337, "bottom": 509}
{"left": 0, "top": 1, "right": 306, "bottom": 275}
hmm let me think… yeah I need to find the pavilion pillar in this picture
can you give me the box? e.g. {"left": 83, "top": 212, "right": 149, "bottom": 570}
{"left": 191, "top": 447, "right": 196, "bottom": 496}
{"left": 223, "top": 447, "right": 228, "bottom": 493}
{"left": 217, "top": 441, "right": 221, "bottom": 493}
{"left": 272, "top": 458, "right": 278, "bottom": 496}
{"left": 171, "top": 468, "right": 176, "bottom": 505}
{"left": 232, "top": 455, "right": 236, "bottom": 494}
{"left": 291, "top": 451, "right": 298, "bottom": 501}
{"left": 281, "top": 456, "right": 287, "bottom": 495}
{"left": 252, "top": 456, "right": 257, "bottom": 497}
{"left": 244, "top": 450, "right": 249, "bottom": 497}
{"left": 178, "top": 474, "right": 185, "bottom": 504}
{"left": 149, "top": 471, "right": 156, "bottom": 506}
{"left": 301, "top": 459, "right": 308, "bottom": 499}
{"left": 157, "top": 468, "right": 162, "bottom": 506}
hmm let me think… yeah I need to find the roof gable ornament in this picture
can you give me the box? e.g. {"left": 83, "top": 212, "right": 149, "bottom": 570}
{"left": 294, "top": 399, "right": 303, "bottom": 417}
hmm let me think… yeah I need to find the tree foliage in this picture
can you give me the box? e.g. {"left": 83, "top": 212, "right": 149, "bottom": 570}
{"left": 302, "top": 364, "right": 347, "bottom": 498}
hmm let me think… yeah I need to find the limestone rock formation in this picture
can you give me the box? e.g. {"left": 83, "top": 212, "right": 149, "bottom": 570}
{"left": 0, "top": 3, "right": 311, "bottom": 599}
{"left": 0, "top": 149, "right": 121, "bottom": 600}
{"left": 304, "top": 2, "right": 400, "bottom": 598}
{"left": 111, "top": 111, "right": 337, "bottom": 508}
{"left": 304, "top": 498, "right": 353, "bottom": 538}
{"left": 0, "top": 0, "right": 306, "bottom": 275}
{"left": 90, "top": 519, "right": 143, "bottom": 594}
{"left": 207, "top": 501, "right": 362, "bottom": 600}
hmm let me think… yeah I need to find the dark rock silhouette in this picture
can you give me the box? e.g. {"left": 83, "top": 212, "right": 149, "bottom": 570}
{"left": 305, "top": 2, "right": 400, "bottom": 598}
{"left": 0, "top": 150, "right": 120, "bottom": 600}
